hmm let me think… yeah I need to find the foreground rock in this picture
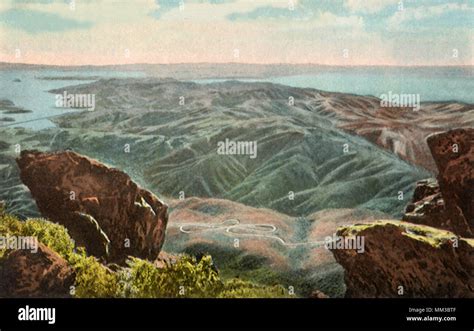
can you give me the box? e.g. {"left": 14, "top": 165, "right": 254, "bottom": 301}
{"left": 427, "top": 128, "right": 474, "bottom": 236}
{"left": 331, "top": 221, "right": 474, "bottom": 298}
{"left": 404, "top": 129, "right": 473, "bottom": 237}
{"left": 17, "top": 150, "right": 168, "bottom": 264}
{"left": 333, "top": 129, "right": 474, "bottom": 297}
{"left": 0, "top": 242, "right": 75, "bottom": 298}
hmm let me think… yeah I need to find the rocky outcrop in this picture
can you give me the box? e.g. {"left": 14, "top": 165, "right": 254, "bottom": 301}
{"left": 16, "top": 150, "right": 168, "bottom": 264}
{"left": 333, "top": 129, "right": 474, "bottom": 297}
{"left": 404, "top": 178, "right": 443, "bottom": 221}
{"left": 331, "top": 221, "right": 474, "bottom": 298}
{"left": 403, "top": 129, "right": 473, "bottom": 237}
{"left": 0, "top": 242, "right": 75, "bottom": 298}
{"left": 402, "top": 178, "right": 464, "bottom": 234}
{"left": 428, "top": 128, "right": 474, "bottom": 236}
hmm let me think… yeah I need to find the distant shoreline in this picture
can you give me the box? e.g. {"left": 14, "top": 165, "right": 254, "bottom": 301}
{"left": 1, "top": 61, "right": 473, "bottom": 69}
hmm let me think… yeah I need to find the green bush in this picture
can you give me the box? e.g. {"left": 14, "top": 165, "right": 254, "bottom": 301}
{"left": 0, "top": 212, "right": 290, "bottom": 298}
{"left": 21, "top": 219, "right": 75, "bottom": 259}
{"left": 118, "top": 255, "right": 222, "bottom": 298}
{"left": 69, "top": 248, "right": 119, "bottom": 298}
{"left": 219, "top": 278, "right": 289, "bottom": 298}
{"left": 0, "top": 213, "right": 117, "bottom": 297}
{"left": 0, "top": 213, "right": 74, "bottom": 260}
{"left": 118, "top": 255, "right": 289, "bottom": 298}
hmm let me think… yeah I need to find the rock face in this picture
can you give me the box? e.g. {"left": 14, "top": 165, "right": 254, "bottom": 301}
{"left": 16, "top": 150, "right": 168, "bottom": 264}
{"left": 403, "top": 178, "right": 443, "bottom": 222}
{"left": 428, "top": 128, "right": 474, "bottom": 236}
{"left": 403, "top": 129, "right": 473, "bottom": 237}
{"left": 402, "top": 178, "right": 468, "bottom": 235}
{"left": 0, "top": 242, "right": 75, "bottom": 298}
{"left": 331, "top": 221, "right": 474, "bottom": 298}
{"left": 333, "top": 129, "right": 474, "bottom": 298}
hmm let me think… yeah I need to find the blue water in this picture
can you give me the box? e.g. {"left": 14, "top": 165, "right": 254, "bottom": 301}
{"left": 198, "top": 66, "right": 474, "bottom": 104}
{"left": 0, "top": 69, "right": 145, "bottom": 129}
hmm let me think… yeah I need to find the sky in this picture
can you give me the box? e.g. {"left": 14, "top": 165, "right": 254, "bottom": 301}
{"left": 0, "top": 0, "right": 472, "bottom": 66}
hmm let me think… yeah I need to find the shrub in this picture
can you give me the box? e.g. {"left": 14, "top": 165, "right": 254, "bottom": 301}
{"left": 0, "top": 213, "right": 117, "bottom": 297}
{"left": 0, "top": 213, "right": 74, "bottom": 260}
{"left": 119, "top": 255, "right": 222, "bottom": 298}
{"left": 69, "top": 248, "right": 119, "bottom": 298}
{"left": 21, "top": 219, "right": 75, "bottom": 259}
{"left": 219, "top": 278, "right": 289, "bottom": 298}
{"left": 117, "top": 255, "right": 290, "bottom": 298}
{"left": 0, "top": 212, "right": 291, "bottom": 298}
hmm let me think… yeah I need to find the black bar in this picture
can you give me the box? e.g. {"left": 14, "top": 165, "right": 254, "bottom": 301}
{"left": 0, "top": 298, "right": 472, "bottom": 330}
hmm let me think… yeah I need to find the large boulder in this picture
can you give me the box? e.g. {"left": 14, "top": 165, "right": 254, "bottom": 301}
{"left": 332, "top": 129, "right": 474, "bottom": 298}
{"left": 16, "top": 150, "right": 168, "bottom": 264}
{"left": 427, "top": 128, "right": 474, "bottom": 236}
{"left": 331, "top": 221, "right": 474, "bottom": 298}
{"left": 403, "top": 129, "right": 473, "bottom": 237}
{"left": 0, "top": 242, "right": 75, "bottom": 298}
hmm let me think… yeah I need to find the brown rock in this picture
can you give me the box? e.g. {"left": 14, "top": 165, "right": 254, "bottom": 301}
{"left": 16, "top": 150, "right": 168, "bottom": 264}
{"left": 154, "top": 251, "right": 180, "bottom": 269}
{"left": 403, "top": 179, "right": 453, "bottom": 232}
{"left": 404, "top": 178, "right": 443, "bottom": 216}
{"left": 329, "top": 129, "right": 474, "bottom": 298}
{"left": 309, "top": 290, "right": 329, "bottom": 299}
{"left": 427, "top": 128, "right": 474, "bottom": 236}
{"left": 0, "top": 242, "right": 75, "bottom": 298}
{"left": 331, "top": 221, "right": 474, "bottom": 298}
{"left": 403, "top": 129, "right": 473, "bottom": 237}
{"left": 412, "top": 177, "right": 441, "bottom": 202}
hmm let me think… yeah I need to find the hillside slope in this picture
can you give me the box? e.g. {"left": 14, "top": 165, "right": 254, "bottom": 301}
{"left": 38, "top": 78, "right": 435, "bottom": 217}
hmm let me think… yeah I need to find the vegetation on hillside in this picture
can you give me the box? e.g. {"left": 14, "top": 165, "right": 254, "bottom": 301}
{"left": 0, "top": 209, "right": 290, "bottom": 298}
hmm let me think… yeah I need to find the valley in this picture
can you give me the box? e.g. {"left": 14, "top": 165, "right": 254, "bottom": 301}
{"left": 0, "top": 76, "right": 471, "bottom": 297}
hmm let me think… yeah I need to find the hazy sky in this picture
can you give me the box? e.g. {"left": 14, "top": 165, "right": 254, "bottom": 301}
{"left": 0, "top": 0, "right": 472, "bottom": 66}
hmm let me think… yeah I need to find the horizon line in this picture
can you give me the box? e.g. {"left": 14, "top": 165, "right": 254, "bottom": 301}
{"left": 1, "top": 61, "right": 472, "bottom": 68}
